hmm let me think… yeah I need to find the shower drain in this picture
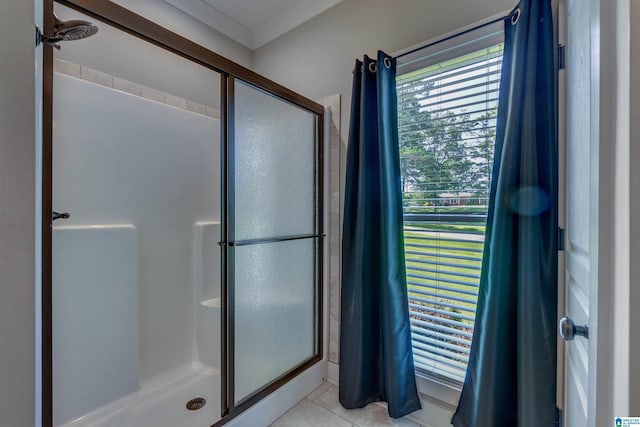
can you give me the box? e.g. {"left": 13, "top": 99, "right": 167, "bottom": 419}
{"left": 186, "top": 397, "right": 206, "bottom": 411}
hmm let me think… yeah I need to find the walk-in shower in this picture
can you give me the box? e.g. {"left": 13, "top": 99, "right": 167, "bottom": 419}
{"left": 43, "top": 2, "right": 324, "bottom": 426}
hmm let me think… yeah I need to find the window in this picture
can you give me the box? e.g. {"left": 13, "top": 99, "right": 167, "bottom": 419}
{"left": 396, "top": 27, "right": 504, "bottom": 384}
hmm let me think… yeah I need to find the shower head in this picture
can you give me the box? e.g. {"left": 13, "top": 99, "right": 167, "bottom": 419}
{"left": 36, "top": 14, "right": 98, "bottom": 49}
{"left": 53, "top": 17, "right": 99, "bottom": 41}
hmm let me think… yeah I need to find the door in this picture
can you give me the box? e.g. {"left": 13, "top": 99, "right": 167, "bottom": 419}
{"left": 560, "top": 0, "right": 611, "bottom": 425}
{"left": 223, "top": 77, "right": 323, "bottom": 414}
{"left": 561, "top": 0, "right": 591, "bottom": 424}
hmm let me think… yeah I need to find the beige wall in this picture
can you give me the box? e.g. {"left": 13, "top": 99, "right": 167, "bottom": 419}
{"left": 629, "top": 1, "right": 640, "bottom": 415}
{"left": 253, "top": 0, "right": 515, "bottom": 144}
{"left": 113, "top": 0, "right": 253, "bottom": 68}
{"left": 0, "top": 0, "right": 37, "bottom": 426}
{"left": 612, "top": 0, "right": 640, "bottom": 418}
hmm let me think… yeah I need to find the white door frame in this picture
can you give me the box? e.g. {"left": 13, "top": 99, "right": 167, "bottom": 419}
{"left": 588, "top": 0, "right": 613, "bottom": 425}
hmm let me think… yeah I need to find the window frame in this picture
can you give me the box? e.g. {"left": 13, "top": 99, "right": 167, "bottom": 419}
{"left": 395, "top": 14, "right": 506, "bottom": 406}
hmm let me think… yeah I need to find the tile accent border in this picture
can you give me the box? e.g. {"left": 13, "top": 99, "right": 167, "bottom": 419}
{"left": 318, "top": 94, "right": 341, "bottom": 382}
{"left": 53, "top": 58, "right": 220, "bottom": 119}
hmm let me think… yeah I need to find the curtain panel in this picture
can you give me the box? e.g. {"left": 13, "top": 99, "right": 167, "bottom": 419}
{"left": 452, "top": 1, "right": 558, "bottom": 426}
{"left": 339, "top": 50, "right": 421, "bottom": 419}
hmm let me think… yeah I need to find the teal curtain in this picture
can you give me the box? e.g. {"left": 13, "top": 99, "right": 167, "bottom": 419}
{"left": 452, "top": 1, "right": 558, "bottom": 426}
{"left": 339, "top": 51, "right": 421, "bottom": 419}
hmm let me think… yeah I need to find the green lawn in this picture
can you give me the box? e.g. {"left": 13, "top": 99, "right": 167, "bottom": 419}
{"left": 405, "top": 222, "right": 485, "bottom": 234}
{"left": 403, "top": 205, "right": 488, "bottom": 214}
{"left": 404, "top": 226, "right": 485, "bottom": 327}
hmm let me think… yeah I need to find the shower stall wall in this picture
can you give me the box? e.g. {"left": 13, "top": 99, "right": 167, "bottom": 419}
{"left": 52, "top": 63, "right": 222, "bottom": 426}
{"left": 44, "top": 2, "right": 325, "bottom": 427}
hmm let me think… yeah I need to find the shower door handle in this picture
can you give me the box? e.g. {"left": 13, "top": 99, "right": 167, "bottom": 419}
{"left": 52, "top": 211, "right": 70, "bottom": 221}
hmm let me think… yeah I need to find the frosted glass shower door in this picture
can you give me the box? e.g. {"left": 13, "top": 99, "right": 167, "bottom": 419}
{"left": 229, "top": 79, "right": 321, "bottom": 405}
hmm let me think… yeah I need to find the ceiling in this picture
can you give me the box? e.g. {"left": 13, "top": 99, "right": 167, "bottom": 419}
{"left": 165, "top": 0, "right": 343, "bottom": 50}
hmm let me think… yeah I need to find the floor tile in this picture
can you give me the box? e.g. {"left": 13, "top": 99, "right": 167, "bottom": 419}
{"left": 314, "top": 385, "right": 420, "bottom": 427}
{"left": 269, "top": 398, "right": 353, "bottom": 427}
{"left": 306, "top": 381, "right": 333, "bottom": 401}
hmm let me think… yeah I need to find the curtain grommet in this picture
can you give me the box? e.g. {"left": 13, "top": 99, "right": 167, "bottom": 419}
{"left": 511, "top": 8, "right": 521, "bottom": 25}
{"left": 368, "top": 62, "right": 377, "bottom": 73}
{"left": 383, "top": 57, "right": 392, "bottom": 69}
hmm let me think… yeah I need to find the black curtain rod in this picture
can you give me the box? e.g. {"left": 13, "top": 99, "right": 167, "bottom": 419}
{"left": 394, "top": 15, "right": 506, "bottom": 60}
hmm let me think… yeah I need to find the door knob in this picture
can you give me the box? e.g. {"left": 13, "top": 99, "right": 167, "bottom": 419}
{"left": 559, "top": 317, "right": 588, "bottom": 341}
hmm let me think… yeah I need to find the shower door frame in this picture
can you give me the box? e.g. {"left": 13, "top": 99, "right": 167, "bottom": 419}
{"left": 41, "top": 1, "right": 325, "bottom": 426}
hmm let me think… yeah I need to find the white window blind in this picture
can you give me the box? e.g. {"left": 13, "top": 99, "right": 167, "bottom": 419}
{"left": 397, "top": 40, "right": 504, "bottom": 383}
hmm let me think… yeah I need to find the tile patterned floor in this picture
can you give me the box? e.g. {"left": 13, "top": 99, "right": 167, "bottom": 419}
{"left": 270, "top": 383, "right": 426, "bottom": 427}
